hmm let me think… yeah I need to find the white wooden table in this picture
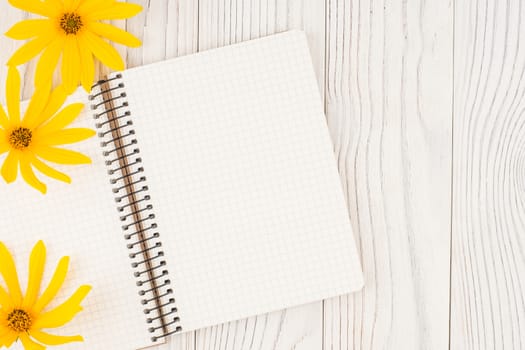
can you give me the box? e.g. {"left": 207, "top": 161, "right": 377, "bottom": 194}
{"left": 1, "top": 0, "right": 523, "bottom": 349}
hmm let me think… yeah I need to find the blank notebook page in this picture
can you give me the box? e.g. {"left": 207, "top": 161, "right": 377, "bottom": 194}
{"left": 113, "top": 30, "right": 364, "bottom": 331}
{"left": 0, "top": 91, "right": 155, "bottom": 350}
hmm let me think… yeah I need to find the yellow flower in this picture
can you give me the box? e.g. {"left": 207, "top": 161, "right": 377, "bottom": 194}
{"left": 0, "top": 241, "right": 91, "bottom": 349}
{"left": 0, "top": 67, "right": 95, "bottom": 194}
{"left": 6, "top": 0, "right": 142, "bottom": 93}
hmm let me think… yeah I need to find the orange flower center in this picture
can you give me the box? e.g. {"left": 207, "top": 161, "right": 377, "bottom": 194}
{"left": 60, "top": 12, "right": 83, "bottom": 35}
{"left": 7, "top": 309, "right": 32, "bottom": 333}
{"left": 9, "top": 127, "right": 33, "bottom": 150}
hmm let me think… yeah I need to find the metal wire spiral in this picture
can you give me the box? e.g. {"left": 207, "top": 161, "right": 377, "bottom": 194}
{"left": 90, "top": 74, "right": 182, "bottom": 341}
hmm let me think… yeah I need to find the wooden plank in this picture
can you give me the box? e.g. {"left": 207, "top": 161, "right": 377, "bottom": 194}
{"left": 451, "top": 0, "right": 525, "bottom": 348}
{"left": 198, "top": 0, "right": 325, "bottom": 98}
{"left": 127, "top": 0, "right": 199, "bottom": 67}
{"left": 323, "top": 0, "right": 453, "bottom": 349}
{"left": 0, "top": 6, "right": 39, "bottom": 99}
{"left": 196, "top": 1, "right": 325, "bottom": 349}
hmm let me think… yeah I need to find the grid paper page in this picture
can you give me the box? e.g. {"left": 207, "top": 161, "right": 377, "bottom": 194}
{"left": 115, "top": 30, "right": 364, "bottom": 331}
{"left": 0, "top": 90, "right": 156, "bottom": 349}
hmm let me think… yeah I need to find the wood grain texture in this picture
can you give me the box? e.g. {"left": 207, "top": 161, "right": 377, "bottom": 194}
{"left": 1, "top": 0, "right": 525, "bottom": 349}
{"left": 451, "top": 0, "right": 525, "bottom": 348}
{"left": 0, "top": 5, "right": 38, "bottom": 100}
{"left": 323, "top": 0, "right": 453, "bottom": 349}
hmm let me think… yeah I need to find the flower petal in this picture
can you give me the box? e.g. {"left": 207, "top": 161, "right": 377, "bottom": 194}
{"left": 0, "top": 329, "right": 18, "bottom": 348}
{"left": 0, "top": 134, "right": 9, "bottom": 156}
{"left": 39, "top": 128, "right": 96, "bottom": 145}
{"left": 7, "top": 32, "right": 54, "bottom": 67}
{"left": 88, "top": 22, "right": 141, "bottom": 47}
{"left": 86, "top": 2, "right": 142, "bottom": 20}
{"left": 5, "top": 19, "right": 51, "bottom": 40}
{"left": 20, "top": 333, "right": 46, "bottom": 350}
{"left": 34, "top": 146, "right": 91, "bottom": 165}
{"left": 1, "top": 151, "right": 19, "bottom": 184}
{"left": 0, "top": 104, "right": 9, "bottom": 129}
{"left": 0, "top": 145, "right": 9, "bottom": 157}
{"left": 29, "top": 330, "right": 83, "bottom": 346}
{"left": 63, "top": 0, "right": 82, "bottom": 11}
{"left": 35, "top": 38, "right": 64, "bottom": 90}
{"left": 33, "top": 256, "right": 69, "bottom": 314}
{"left": 30, "top": 156, "right": 71, "bottom": 184}
{"left": 33, "top": 285, "right": 91, "bottom": 329}
{"left": 77, "top": 35, "right": 95, "bottom": 92}
{"left": 61, "top": 37, "right": 81, "bottom": 93}
{"left": 38, "top": 85, "right": 69, "bottom": 127}
{"left": 6, "top": 67, "right": 21, "bottom": 125}
{"left": 0, "top": 325, "right": 9, "bottom": 339}
{"left": 0, "top": 285, "right": 14, "bottom": 310}
{"left": 7, "top": 0, "right": 60, "bottom": 17}
{"left": 22, "top": 241, "right": 46, "bottom": 309}
{"left": 23, "top": 86, "right": 51, "bottom": 129}
{"left": 0, "top": 242, "right": 22, "bottom": 304}
{"left": 78, "top": 0, "right": 115, "bottom": 14}
{"left": 39, "top": 103, "right": 84, "bottom": 134}
{"left": 20, "top": 153, "right": 47, "bottom": 194}
{"left": 82, "top": 31, "right": 125, "bottom": 71}
{"left": 42, "top": 0, "right": 64, "bottom": 14}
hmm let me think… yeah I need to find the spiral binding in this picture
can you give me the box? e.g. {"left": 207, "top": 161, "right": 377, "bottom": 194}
{"left": 90, "top": 74, "right": 182, "bottom": 342}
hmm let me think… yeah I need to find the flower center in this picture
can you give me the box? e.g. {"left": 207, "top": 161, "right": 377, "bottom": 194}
{"left": 9, "top": 127, "right": 33, "bottom": 150}
{"left": 7, "top": 309, "right": 32, "bottom": 333}
{"left": 60, "top": 12, "right": 83, "bottom": 35}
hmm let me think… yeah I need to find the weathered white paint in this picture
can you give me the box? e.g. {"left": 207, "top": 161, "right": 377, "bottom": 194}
{"left": 0, "top": 0, "right": 523, "bottom": 349}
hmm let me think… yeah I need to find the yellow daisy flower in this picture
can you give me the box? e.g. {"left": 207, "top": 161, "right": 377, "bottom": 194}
{"left": 0, "top": 67, "right": 95, "bottom": 194}
{"left": 6, "top": 0, "right": 142, "bottom": 93}
{"left": 0, "top": 241, "right": 91, "bottom": 349}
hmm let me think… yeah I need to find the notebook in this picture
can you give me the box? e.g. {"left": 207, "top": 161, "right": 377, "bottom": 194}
{"left": 1, "top": 30, "right": 363, "bottom": 349}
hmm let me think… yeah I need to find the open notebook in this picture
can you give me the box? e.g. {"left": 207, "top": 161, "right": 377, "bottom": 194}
{"left": 1, "top": 31, "right": 363, "bottom": 349}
